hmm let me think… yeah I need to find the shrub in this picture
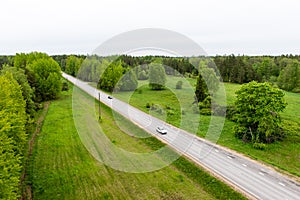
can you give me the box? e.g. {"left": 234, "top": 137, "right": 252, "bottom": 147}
{"left": 176, "top": 80, "right": 183, "bottom": 89}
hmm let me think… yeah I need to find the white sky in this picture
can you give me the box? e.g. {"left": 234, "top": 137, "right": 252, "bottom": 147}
{"left": 0, "top": 0, "right": 299, "bottom": 55}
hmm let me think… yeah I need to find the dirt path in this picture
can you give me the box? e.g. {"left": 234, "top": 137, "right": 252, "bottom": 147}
{"left": 21, "top": 101, "right": 51, "bottom": 200}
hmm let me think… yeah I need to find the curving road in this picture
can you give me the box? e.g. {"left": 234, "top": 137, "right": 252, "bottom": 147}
{"left": 63, "top": 72, "right": 300, "bottom": 200}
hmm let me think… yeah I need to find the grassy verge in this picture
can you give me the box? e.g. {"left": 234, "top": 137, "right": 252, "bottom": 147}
{"left": 112, "top": 76, "right": 300, "bottom": 177}
{"left": 29, "top": 84, "right": 246, "bottom": 200}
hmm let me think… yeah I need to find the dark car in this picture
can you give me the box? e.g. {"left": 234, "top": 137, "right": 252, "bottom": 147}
{"left": 108, "top": 96, "right": 113, "bottom": 99}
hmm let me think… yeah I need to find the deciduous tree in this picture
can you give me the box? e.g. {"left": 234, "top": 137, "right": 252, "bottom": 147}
{"left": 234, "top": 81, "right": 286, "bottom": 145}
{"left": 148, "top": 63, "right": 166, "bottom": 90}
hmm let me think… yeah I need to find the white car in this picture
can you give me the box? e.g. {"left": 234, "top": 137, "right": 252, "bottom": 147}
{"left": 156, "top": 126, "right": 167, "bottom": 135}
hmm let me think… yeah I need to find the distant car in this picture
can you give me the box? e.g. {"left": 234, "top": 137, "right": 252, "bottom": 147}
{"left": 156, "top": 126, "right": 167, "bottom": 135}
{"left": 108, "top": 96, "right": 113, "bottom": 99}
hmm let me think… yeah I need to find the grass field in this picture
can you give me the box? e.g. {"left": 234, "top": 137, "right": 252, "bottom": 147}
{"left": 113, "top": 76, "right": 300, "bottom": 177}
{"left": 28, "top": 84, "right": 246, "bottom": 200}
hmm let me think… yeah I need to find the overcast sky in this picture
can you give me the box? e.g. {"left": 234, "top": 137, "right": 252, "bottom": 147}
{"left": 1, "top": 0, "right": 299, "bottom": 56}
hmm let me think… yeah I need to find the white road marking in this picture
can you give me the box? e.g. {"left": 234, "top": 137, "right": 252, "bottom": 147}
{"left": 259, "top": 172, "right": 265, "bottom": 176}
{"left": 279, "top": 182, "right": 286, "bottom": 187}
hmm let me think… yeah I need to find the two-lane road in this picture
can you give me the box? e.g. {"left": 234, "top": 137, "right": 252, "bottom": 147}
{"left": 63, "top": 72, "right": 300, "bottom": 200}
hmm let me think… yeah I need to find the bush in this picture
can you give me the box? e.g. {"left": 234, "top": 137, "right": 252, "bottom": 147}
{"left": 212, "top": 104, "right": 226, "bottom": 116}
{"left": 176, "top": 80, "right": 183, "bottom": 89}
{"left": 62, "top": 81, "right": 69, "bottom": 91}
{"left": 200, "top": 108, "right": 211, "bottom": 115}
{"left": 146, "top": 102, "right": 151, "bottom": 108}
{"left": 253, "top": 142, "right": 266, "bottom": 150}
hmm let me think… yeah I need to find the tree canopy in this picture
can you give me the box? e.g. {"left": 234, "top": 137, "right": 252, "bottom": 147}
{"left": 234, "top": 81, "right": 287, "bottom": 146}
{"left": 277, "top": 59, "right": 300, "bottom": 92}
{"left": 27, "top": 58, "right": 62, "bottom": 101}
{"left": 0, "top": 72, "right": 27, "bottom": 199}
{"left": 148, "top": 63, "right": 166, "bottom": 90}
{"left": 117, "top": 69, "right": 138, "bottom": 91}
{"left": 97, "top": 61, "right": 124, "bottom": 92}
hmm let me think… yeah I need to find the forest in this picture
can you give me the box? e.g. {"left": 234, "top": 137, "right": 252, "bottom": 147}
{"left": 47, "top": 54, "right": 300, "bottom": 93}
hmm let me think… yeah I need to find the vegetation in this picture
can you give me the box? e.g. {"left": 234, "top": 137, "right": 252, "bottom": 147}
{"left": 234, "top": 82, "right": 287, "bottom": 147}
{"left": 97, "top": 60, "right": 124, "bottom": 92}
{"left": 0, "top": 72, "right": 27, "bottom": 199}
{"left": 0, "top": 65, "right": 35, "bottom": 116}
{"left": 0, "top": 52, "right": 299, "bottom": 199}
{"left": 29, "top": 84, "right": 245, "bottom": 199}
{"left": 65, "top": 55, "right": 83, "bottom": 77}
{"left": 113, "top": 79, "right": 300, "bottom": 176}
{"left": 176, "top": 80, "right": 183, "bottom": 89}
{"left": 117, "top": 69, "right": 138, "bottom": 91}
{"left": 195, "top": 73, "right": 208, "bottom": 102}
{"left": 27, "top": 57, "right": 62, "bottom": 101}
{"left": 0, "top": 52, "right": 63, "bottom": 199}
{"left": 277, "top": 59, "right": 300, "bottom": 92}
{"left": 148, "top": 62, "right": 167, "bottom": 90}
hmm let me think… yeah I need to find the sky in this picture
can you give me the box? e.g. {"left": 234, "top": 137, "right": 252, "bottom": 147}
{"left": 1, "top": 0, "right": 300, "bottom": 56}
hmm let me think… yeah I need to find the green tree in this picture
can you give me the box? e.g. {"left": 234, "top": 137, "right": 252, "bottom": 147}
{"left": 148, "top": 63, "right": 166, "bottom": 90}
{"left": 0, "top": 134, "right": 22, "bottom": 200}
{"left": 0, "top": 72, "right": 27, "bottom": 153}
{"left": 65, "top": 55, "right": 83, "bottom": 76}
{"left": 77, "top": 57, "right": 104, "bottom": 82}
{"left": 234, "top": 81, "right": 286, "bottom": 145}
{"left": 194, "top": 74, "right": 208, "bottom": 102}
{"left": 253, "top": 58, "right": 279, "bottom": 82}
{"left": 27, "top": 58, "right": 62, "bottom": 101}
{"left": 0, "top": 72, "right": 27, "bottom": 199}
{"left": 0, "top": 65, "right": 35, "bottom": 116}
{"left": 176, "top": 80, "right": 183, "bottom": 89}
{"left": 277, "top": 59, "right": 300, "bottom": 92}
{"left": 14, "top": 52, "right": 49, "bottom": 69}
{"left": 117, "top": 69, "right": 138, "bottom": 91}
{"left": 98, "top": 61, "right": 124, "bottom": 92}
{"left": 138, "top": 70, "right": 148, "bottom": 80}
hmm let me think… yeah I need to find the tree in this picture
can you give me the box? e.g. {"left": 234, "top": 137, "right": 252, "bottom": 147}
{"left": 77, "top": 56, "right": 104, "bottom": 82}
{"left": 97, "top": 60, "right": 124, "bottom": 92}
{"left": 0, "top": 72, "right": 27, "bottom": 199}
{"left": 0, "top": 134, "right": 22, "bottom": 200}
{"left": 27, "top": 58, "right": 62, "bottom": 101}
{"left": 148, "top": 63, "right": 166, "bottom": 90}
{"left": 117, "top": 69, "right": 138, "bottom": 91}
{"left": 138, "top": 70, "right": 148, "bottom": 80}
{"left": 176, "top": 80, "right": 183, "bottom": 89}
{"left": 253, "top": 58, "right": 279, "bottom": 82}
{"left": 234, "top": 81, "right": 286, "bottom": 145}
{"left": 277, "top": 59, "right": 300, "bottom": 92}
{"left": 0, "top": 65, "right": 36, "bottom": 116}
{"left": 14, "top": 52, "right": 49, "bottom": 69}
{"left": 194, "top": 74, "right": 208, "bottom": 103}
{"left": 65, "top": 55, "right": 83, "bottom": 76}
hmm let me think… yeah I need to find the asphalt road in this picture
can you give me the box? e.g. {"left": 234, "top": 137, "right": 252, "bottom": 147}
{"left": 63, "top": 72, "right": 300, "bottom": 200}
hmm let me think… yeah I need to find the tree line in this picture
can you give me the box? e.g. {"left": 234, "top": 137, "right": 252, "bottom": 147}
{"left": 0, "top": 52, "right": 62, "bottom": 199}
{"left": 43, "top": 54, "right": 300, "bottom": 93}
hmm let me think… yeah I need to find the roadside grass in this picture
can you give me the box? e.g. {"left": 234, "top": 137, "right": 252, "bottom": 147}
{"left": 29, "top": 84, "right": 246, "bottom": 200}
{"left": 112, "top": 76, "right": 300, "bottom": 177}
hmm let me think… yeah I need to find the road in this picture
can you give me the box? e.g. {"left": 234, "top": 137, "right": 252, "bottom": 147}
{"left": 63, "top": 72, "right": 300, "bottom": 200}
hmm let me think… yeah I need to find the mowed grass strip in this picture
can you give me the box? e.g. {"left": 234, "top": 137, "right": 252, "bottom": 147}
{"left": 29, "top": 84, "right": 246, "bottom": 200}
{"left": 114, "top": 76, "right": 300, "bottom": 177}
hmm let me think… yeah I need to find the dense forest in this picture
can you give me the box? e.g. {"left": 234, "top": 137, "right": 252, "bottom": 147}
{"left": 0, "top": 52, "right": 62, "bottom": 199}
{"left": 47, "top": 54, "right": 300, "bottom": 93}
